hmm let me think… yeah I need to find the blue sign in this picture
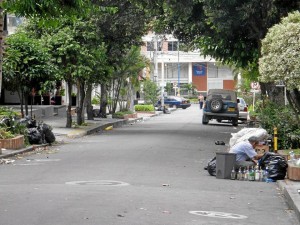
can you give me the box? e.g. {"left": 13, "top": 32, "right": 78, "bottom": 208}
{"left": 193, "top": 64, "right": 206, "bottom": 76}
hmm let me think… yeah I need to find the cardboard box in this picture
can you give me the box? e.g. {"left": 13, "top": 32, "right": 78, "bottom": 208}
{"left": 255, "top": 145, "right": 269, "bottom": 155}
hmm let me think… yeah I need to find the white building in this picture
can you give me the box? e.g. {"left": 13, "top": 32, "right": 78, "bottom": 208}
{"left": 141, "top": 32, "right": 236, "bottom": 96}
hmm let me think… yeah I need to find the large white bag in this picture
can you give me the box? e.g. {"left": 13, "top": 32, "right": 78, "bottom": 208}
{"left": 229, "top": 128, "right": 268, "bottom": 148}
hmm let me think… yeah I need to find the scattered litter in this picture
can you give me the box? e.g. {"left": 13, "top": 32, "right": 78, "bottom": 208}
{"left": 230, "top": 196, "right": 236, "bottom": 199}
{"left": 105, "top": 126, "right": 113, "bottom": 131}
{"left": 297, "top": 189, "right": 300, "bottom": 194}
{"left": 0, "top": 159, "right": 15, "bottom": 164}
{"left": 117, "top": 214, "right": 125, "bottom": 217}
{"left": 162, "top": 184, "right": 170, "bottom": 187}
{"left": 162, "top": 210, "right": 171, "bottom": 214}
{"left": 215, "top": 140, "right": 225, "bottom": 145}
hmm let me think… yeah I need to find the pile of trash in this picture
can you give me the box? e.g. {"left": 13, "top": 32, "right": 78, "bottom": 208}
{"left": 205, "top": 128, "right": 288, "bottom": 181}
{"left": 0, "top": 116, "right": 55, "bottom": 145}
{"left": 19, "top": 117, "right": 56, "bottom": 145}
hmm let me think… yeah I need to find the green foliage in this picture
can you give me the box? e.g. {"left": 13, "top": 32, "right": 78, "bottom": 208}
{"left": 259, "top": 11, "right": 300, "bottom": 90}
{"left": 3, "top": 32, "right": 58, "bottom": 95}
{"left": 92, "top": 96, "right": 100, "bottom": 105}
{"left": 143, "top": 79, "right": 159, "bottom": 106}
{"left": 149, "top": 0, "right": 299, "bottom": 78}
{"left": 112, "top": 110, "right": 134, "bottom": 118}
{"left": 134, "top": 104, "right": 154, "bottom": 112}
{"left": 256, "top": 100, "right": 300, "bottom": 149}
{"left": 0, "top": 107, "right": 20, "bottom": 118}
{"left": 0, "top": 112, "right": 27, "bottom": 140}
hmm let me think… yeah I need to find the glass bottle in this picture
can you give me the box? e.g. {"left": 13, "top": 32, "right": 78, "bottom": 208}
{"left": 244, "top": 166, "right": 249, "bottom": 181}
{"left": 237, "top": 167, "right": 242, "bottom": 180}
{"left": 231, "top": 166, "right": 236, "bottom": 180}
{"left": 255, "top": 165, "right": 260, "bottom": 181}
{"left": 259, "top": 166, "right": 264, "bottom": 182}
{"left": 249, "top": 166, "right": 255, "bottom": 181}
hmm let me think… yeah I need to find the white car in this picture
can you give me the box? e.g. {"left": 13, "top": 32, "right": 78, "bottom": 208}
{"left": 237, "top": 97, "right": 249, "bottom": 122}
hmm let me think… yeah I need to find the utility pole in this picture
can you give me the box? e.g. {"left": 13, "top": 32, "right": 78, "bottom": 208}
{"left": 177, "top": 40, "right": 180, "bottom": 96}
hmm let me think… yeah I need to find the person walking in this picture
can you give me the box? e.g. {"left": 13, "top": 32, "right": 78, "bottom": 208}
{"left": 198, "top": 94, "right": 204, "bottom": 109}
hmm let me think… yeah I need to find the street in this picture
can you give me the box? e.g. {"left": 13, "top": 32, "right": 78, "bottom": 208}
{"left": 0, "top": 104, "right": 298, "bottom": 225}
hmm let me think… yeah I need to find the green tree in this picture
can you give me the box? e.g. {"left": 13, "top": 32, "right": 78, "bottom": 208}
{"left": 143, "top": 79, "right": 159, "bottom": 106}
{"left": 259, "top": 11, "right": 300, "bottom": 121}
{"left": 2, "top": 31, "right": 57, "bottom": 117}
{"left": 144, "top": 0, "right": 299, "bottom": 100}
{"left": 0, "top": 0, "right": 88, "bottom": 98}
{"left": 92, "top": 0, "right": 152, "bottom": 117}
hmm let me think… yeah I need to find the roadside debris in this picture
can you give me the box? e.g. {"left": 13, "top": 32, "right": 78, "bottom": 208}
{"left": 0, "top": 159, "right": 15, "bottom": 164}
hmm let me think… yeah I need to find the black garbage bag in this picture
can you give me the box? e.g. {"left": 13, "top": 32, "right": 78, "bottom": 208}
{"left": 19, "top": 116, "right": 37, "bottom": 128}
{"left": 205, "top": 156, "right": 217, "bottom": 176}
{"left": 41, "top": 123, "right": 55, "bottom": 144}
{"left": 27, "top": 128, "right": 43, "bottom": 144}
{"left": 259, "top": 152, "right": 288, "bottom": 180}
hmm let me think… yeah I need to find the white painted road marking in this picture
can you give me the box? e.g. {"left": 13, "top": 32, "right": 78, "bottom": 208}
{"left": 189, "top": 211, "right": 248, "bottom": 219}
{"left": 65, "top": 180, "right": 130, "bottom": 186}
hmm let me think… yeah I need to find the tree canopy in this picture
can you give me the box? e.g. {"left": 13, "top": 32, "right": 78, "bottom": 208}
{"left": 259, "top": 11, "right": 300, "bottom": 90}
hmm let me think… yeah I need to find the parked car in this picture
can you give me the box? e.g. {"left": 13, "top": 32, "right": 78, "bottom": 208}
{"left": 157, "top": 96, "right": 191, "bottom": 109}
{"left": 237, "top": 97, "right": 249, "bottom": 122}
{"left": 202, "top": 89, "right": 239, "bottom": 126}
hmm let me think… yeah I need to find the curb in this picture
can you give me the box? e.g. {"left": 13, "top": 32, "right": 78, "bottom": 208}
{"left": 277, "top": 180, "right": 300, "bottom": 223}
{"left": 0, "top": 144, "right": 48, "bottom": 159}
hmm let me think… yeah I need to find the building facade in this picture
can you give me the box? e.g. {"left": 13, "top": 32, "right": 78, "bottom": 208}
{"left": 141, "top": 33, "right": 236, "bottom": 96}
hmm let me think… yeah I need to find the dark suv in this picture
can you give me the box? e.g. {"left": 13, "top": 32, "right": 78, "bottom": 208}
{"left": 202, "top": 89, "right": 239, "bottom": 126}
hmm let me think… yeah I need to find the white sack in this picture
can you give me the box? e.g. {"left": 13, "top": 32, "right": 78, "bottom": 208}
{"left": 229, "top": 128, "right": 268, "bottom": 148}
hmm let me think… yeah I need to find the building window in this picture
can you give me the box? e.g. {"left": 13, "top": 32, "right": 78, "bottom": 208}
{"left": 168, "top": 41, "right": 178, "bottom": 51}
{"left": 146, "top": 41, "right": 162, "bottom": 51}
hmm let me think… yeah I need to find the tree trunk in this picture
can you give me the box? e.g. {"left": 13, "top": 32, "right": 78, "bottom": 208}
{"left": 99, "top": 83, "right": 107, "bottom": 118}
{"left": 66, "top": 81, "right": 73, "bottom": 128}
{"left": 86, "top": 83, "right": 94, "bottom": 120}
{"left": 76, "top": 81, "right": 85, "bottom": 125}
{"left": 0, "top": 6, "right": 4, "bottom": 99}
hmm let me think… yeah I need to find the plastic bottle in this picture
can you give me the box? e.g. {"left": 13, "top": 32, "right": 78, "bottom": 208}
{"left": 263, "top": 166, "right": 269, "bottom": 182}
{"left": 231, "top": 166, "right": 236, "bottom": 180}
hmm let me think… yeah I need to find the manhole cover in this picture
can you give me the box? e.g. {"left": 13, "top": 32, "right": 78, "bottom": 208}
{"left": 189, "top": 211, "right": 248, "bottom": 219}
{"left": 65, "top": 180, "right": 130, "bottom": 186}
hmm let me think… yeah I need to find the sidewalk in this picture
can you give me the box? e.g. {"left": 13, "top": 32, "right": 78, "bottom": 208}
{"left": 1, "top": 108, "right": 300, "bottom": 223}
{"left": 0, "top": 110, "right": 165, "bottom": 159}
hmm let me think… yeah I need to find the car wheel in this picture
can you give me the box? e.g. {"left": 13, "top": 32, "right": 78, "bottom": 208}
{"left": 210, "top": 98, "right": 223, "bottom": 113}
{"left": 182, "top": 107, "right": 187, "bottom": 109}
{"left": 217, "top": 119, "right": 222, "bottom": 123}
{"left": 202, "top": 114, "right": 209, "bottom": 125}
{"left": 232, "top": 118, "right": 238, "bottom": 126}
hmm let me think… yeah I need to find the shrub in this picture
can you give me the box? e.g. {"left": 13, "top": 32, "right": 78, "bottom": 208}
{"left": 134, "top": 104, "right": 154, "bottom": 112}
{"left": 256, "top": 100, "right": 300, "bottom": 149}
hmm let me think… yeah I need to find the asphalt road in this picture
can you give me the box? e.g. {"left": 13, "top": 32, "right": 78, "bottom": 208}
{"left": 0, "top": 104, "right": 298, "bottom": 225}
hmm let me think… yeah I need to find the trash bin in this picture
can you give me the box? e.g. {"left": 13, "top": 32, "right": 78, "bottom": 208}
{"left": 216, "top": 152, "right": 236, "bottom": 179}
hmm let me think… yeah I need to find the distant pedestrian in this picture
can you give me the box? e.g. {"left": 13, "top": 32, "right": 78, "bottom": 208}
{"left": 198, "top": 94, "right": 204, "bottom": 109}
